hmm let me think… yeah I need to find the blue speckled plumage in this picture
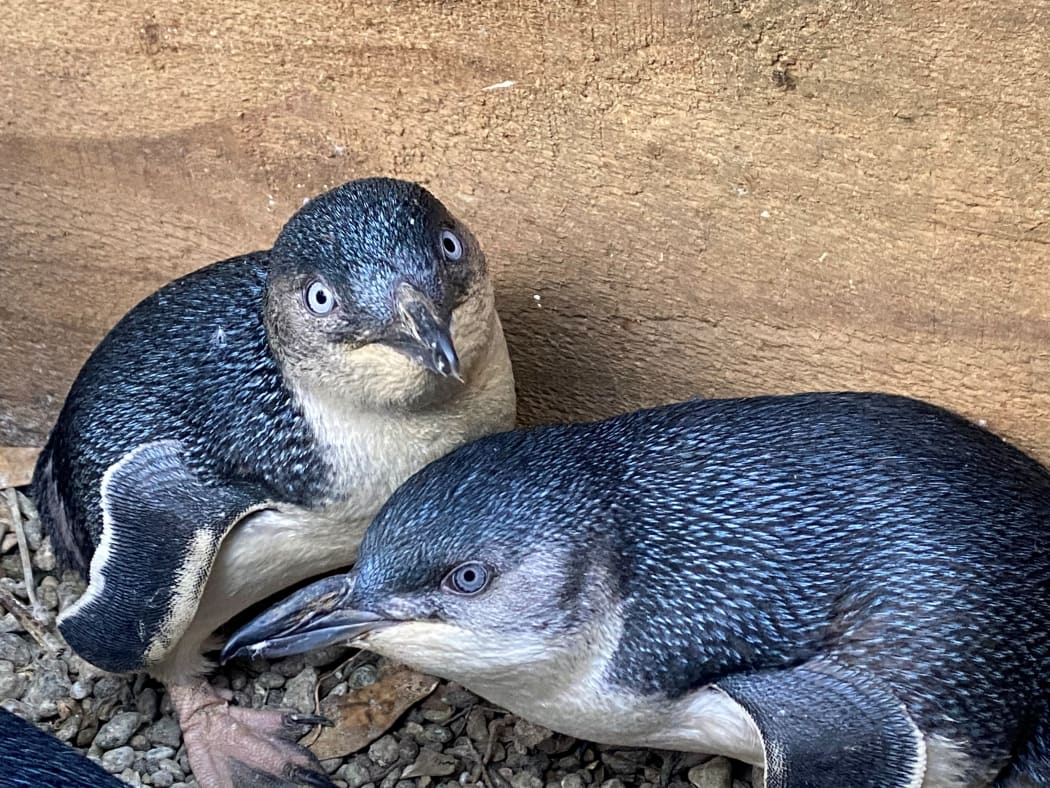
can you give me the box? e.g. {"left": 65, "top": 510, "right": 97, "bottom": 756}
{"left": 35, "top": 251, "right": 328, "bottom": 576}
{"left": 256, "top": 392, "right": 1050, "bottom": 785}
{"left": 27, "top": 177, "right": 515, "bottom": 787}
{"left": 0, "top": 709, "right": 124, "bottom": 787}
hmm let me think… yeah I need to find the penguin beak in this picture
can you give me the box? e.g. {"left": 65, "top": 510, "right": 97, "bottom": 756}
{"left": 221, "top": 574, "right": 393, "bottom": 663}
{"left": 386, "top": 282, "right": 462, "bottom": 381}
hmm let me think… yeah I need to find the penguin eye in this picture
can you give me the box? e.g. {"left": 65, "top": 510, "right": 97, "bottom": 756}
{"left": 443, "top": 562, "right": 491, "bottom": 595}
{"left": 439, "top": 229, "right": 464, "bottom": 262}
{"left": 304, "top": 279, "right": 336, "bottom": 316}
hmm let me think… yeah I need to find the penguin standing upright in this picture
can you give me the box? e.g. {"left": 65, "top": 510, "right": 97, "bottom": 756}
{"left": 31, "top": 178, "right": 517, "bottom": 787}
{"left": 229, "top": 393, "right": 1050, "bottom": 788}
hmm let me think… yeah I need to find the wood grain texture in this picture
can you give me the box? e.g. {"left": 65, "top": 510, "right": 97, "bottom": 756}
{"left": 1, "top": 1, "right": 1048, "bottom": 459}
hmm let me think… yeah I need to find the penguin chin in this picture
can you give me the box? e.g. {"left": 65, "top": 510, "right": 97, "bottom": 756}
{"left": 338, "top": 342, "right": 457, "bottom": 410}
{"left": 365, "top": 621, "right": 555, "bottom": 683}
{"left": 339, "top": 286, "right": 502, "bottom": 412}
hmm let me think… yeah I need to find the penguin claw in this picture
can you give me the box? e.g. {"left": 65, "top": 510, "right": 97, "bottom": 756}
{"left": 286, "top": 712, "right": 334, "bottom": 728}
{"left": 286, "top": 765, "right": 336, "bottom": 787}
{"left": 170, "top": 680, "right": 330, "bottom": 788}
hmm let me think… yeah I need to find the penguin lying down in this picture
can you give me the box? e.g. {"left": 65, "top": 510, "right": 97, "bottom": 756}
{"left": 226, "top": 392, "right": 1050, "bottom": 788}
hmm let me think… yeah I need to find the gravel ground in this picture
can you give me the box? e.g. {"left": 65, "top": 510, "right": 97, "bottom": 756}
{"left": 0, "top": 488, "right": 758, "bottom": 788}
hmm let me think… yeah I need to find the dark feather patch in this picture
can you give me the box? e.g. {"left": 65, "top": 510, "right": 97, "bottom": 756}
{"left": 30, "top": 252, "right": 331, "bottom": 578}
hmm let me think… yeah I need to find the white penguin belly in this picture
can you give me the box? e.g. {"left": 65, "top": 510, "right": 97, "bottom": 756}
{"left": 478, "top": 676, "right": 765, "bottom": 764}
{"left": 154, "top": 504, "right": 369, "bottom": 681}
{"left": 472, "top": 678, "right": 984, "bottom": 788}
{"left": 209, "top": 505, "right": 367, "bottom": 602}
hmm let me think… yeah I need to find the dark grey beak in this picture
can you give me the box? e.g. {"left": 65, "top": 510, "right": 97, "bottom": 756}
{"left": 388, "top": 282, "right": 462, "bottom": 380}
{"left": 221, "top": 574, "right": 392, "bottom": 663}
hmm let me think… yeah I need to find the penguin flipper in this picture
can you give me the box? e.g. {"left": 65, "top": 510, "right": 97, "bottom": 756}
{"left": 57, "top": 440, "right": 268, "bottom": 673}
{"left": 715, "top": 660, "right": 926, "bottom": 788}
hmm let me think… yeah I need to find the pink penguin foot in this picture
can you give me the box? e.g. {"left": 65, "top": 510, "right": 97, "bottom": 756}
{"left": 170, "top": 679, "right": 333, "bottom": 788}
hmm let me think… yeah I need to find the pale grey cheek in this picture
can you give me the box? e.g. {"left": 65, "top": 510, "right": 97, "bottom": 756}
{"left": 382, "top": 595, "right": 433, "bottom": 619}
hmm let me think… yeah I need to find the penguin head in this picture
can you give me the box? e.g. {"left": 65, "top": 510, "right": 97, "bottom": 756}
{"left": 266, "top": 178, "right": 497, "bottom": 409}
{"left": 223, "top": 433, "right": 618, "bottom": 683}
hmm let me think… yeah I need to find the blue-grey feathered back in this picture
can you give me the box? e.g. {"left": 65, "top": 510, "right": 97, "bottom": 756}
{"left": 32, "top": 253, "right": 328, "bottom": 575}
{"left": 363, "top": 392, "right": 1050, "bottom": 779}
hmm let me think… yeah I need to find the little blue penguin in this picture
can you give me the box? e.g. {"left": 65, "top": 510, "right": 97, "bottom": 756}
{"left": 226, "top": 392, "right": 1050, "bottom": 788}
{"left": 30, "top": 178, "right": 517, "bottom": 788}
{"left": 0, "top": 709, "right": 125, "bottom": 787}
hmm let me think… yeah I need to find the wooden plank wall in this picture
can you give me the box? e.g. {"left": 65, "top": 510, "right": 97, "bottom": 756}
{"left": 1, "top": 1, "right": 1048, "bottom": 460}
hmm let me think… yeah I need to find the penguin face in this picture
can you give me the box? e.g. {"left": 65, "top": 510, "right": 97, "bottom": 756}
{"left": 265, "top": 178, "right": 496, "bottom": 409}
{"left": 223, "top": 441, "right": 613, "bottom": 682}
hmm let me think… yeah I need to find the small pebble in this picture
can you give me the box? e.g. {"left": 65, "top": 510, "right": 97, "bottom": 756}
{"left": 69, "top": 679, "right": 93, "bottom": 700}
{"left": 369, "top": 734, "right": 401, "bottom": 767}
{"left": 348, "top": 664, "right": 378, "bottom": 689}
{"left": 146, "top": 717, "right": 183, "bottom": 748}
{"left": 688, "top": 757, "right": 733, "bottom": 788}
{"left": 513, "top": 719, "right": 553, "bottom": 752}
{"left": 146, "top": 746, "right": 176, "bottom": 762}
{"left": 56, "top": 578, "right": 83, "bottom": 612}
{"left": 33, "top": 540, "right": 56, "bottom": 572}
{"left": 101, "top": 746, "right": 136, "bottom": 774}
{"left": 22, "top": 656, "right": 70, "bottom": 718}
{"left": 0, "top": 612, "right": 23, "bottom": 634}
{"left": 0, "top": 660, "right": 27, "bottom": 699}
{"left": 0, "top": 633, "right": 32, "bottom": 665}
{"left": 336, "top": 757, "right": 373, "bottom": 788}
{"left": 255, "top": 670, "right": 285, "bottom": 689}
{"left": 441, "top": 682, "right": 477, "bottom": 708}
{"left": 421, "top": 703, "right": 452, "bottom": 723}
{"left": 424, "top": 724, "right": 453, "bottom": 744}
{"left": 54, "top": 712, "right": 81, "bottom": 743}
{"left": 94, "top": 674, "right": 127, "bottom": 701}
{"left": 153, "top": 771, "right": 175, "bottom": 788}
{"left": 94, "top": 711, "right": 143, "bottom": 749}
{"left": 397, "top": 736, "right": 419, "bottom": 763}
{"left": 272, "top": 654, "right": 307, "bottom": 677}
{"left": 136, "top": 687, "right": 160, "bottom": 720}
{"left": 320, "top": 757, "right": 343, "bottom": 774}
{"left": 37, "top": 573, "right": 59, "bottom": 606}
{"left": 158, "top": 758, "right": 185, "bottom": 780}
{"left": 282, "top": 666, "right": 318, "bottom": 714}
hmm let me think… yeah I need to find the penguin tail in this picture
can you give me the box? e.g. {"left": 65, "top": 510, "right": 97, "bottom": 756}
{"left": 30, "top": 444, "right": 92, "bottom": 577}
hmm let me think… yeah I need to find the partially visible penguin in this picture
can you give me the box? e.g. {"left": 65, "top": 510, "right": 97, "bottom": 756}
{"left": 228, "top": 393, "right": 1050, "bottom": 788}
{"left": 0, "top": 709, "right": 125, "bottom": 787}
{"left": 30, "top": 178, "right": 516, "bottom": 787}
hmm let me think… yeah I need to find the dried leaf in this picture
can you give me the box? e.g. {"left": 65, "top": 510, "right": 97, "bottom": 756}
{"left": 0, "top": 447, "right": 41, "bottom": 489}
{"left": 307, "top": 662, "right": 439, "bottom": 760}
{"left": 402, "top": 748, "right": 457, "bottom": 779}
